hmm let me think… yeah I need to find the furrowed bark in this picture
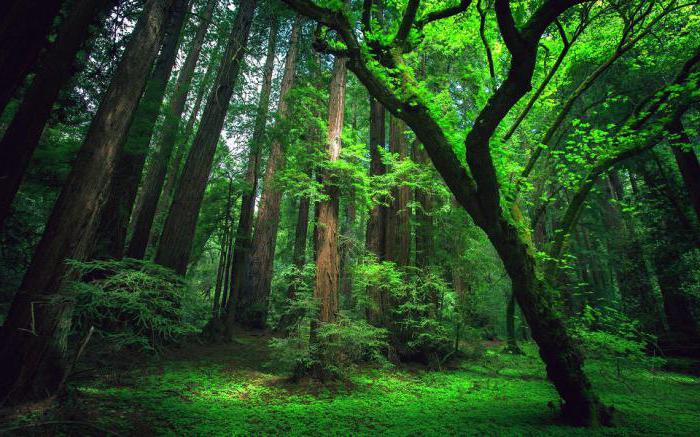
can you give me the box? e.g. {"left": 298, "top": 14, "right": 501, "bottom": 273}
{"left": 240, "top": 14, "right": 302, "bottom": 328}
{"left": 94, "top": 0, "right": 190, "bottom": 259}
{"left": 227, "top": 15, "right": 281, "bottom": 330}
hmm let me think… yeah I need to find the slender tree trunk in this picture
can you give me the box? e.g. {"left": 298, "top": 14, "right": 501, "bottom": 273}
{"left": 127, "top": 0, "right": 217, "bottom": 259}
{"left": 149, "top": 61, "right": 214, "bottom": 251}
{"left": 385, "top": 116, "right": 411, "bottom": 266}
{"left": 0, "top": 0, "right": 64, "bottom": 114}
{"left": 239, "top": 15, "right": 302, "bottom": 327}
{"left": 0, "top": 0, "right": 175, "bottom": 406}
{"left": 0, "top": 0, "right": 114, "bottom": 229}
{"left": 94, "top": 0, "right": 190, "bottom": 259}
{"left": 155, "top": 0, "right": 257, "bottom": 275}
{"left": 365, "top": 98, "right": 388, "bottom": 326}
{"left": 227, "top": 15, "right": 280, "bottom": 330}
{"left": 314, "top": 56, "right": 347, "bottom": 324}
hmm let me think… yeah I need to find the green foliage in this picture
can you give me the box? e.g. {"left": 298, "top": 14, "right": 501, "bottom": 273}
{"left": 571, "top": 305, "right": 664, "bottom": 371}
{"left": 68, "top": 258, "right": 209, "bottom": 353}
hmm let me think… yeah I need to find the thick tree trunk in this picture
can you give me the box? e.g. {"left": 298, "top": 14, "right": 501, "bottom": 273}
{"left": 668, "top": 114, "right": 700, "bottom": 223}
{"left": 155, "top": 0, "right": 257, "bottom": 275}
{"left": 365, "top": 98, "right": 388, "bottom": 326}
{"left": 126, "top": 0, "right": 216, "bottom": 259}
{"left": 239, "top": 15, "right": 302, "bottom": 327}
{"left": 385, "top": 116, "right": 411, "bottom": 267}
{"left": 314, "top": 56, "right": 347, "bottom": 324}
{"left": 339, "top": 192, "right": 356, "bottom": 300}
{"left": 0, "top": 0, "right": 63, "bottom": 113}
{"left": 0, "top": 0, "right": 174, "bottom": 406}
{"left": 0, "top": 0, "right": 114, "bottom": 229}
{"left": 94, "top": 0, "right": 189, "bottom": 259}
{"left": 227, "top": 16, "right": 280, "bottom": 330}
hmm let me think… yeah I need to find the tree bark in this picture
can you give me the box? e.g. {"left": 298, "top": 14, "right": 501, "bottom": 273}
{"left": 227, "top": 15, "right": 281, "bottom": 330}
{"left": 0, "top": 0, "right": 64, "bottom": 114}
{"left": 94, "top": 0, "right": 190, "bottom": 259}
{"left": 0, "top": 0, "right": 114, "bottom": 229}
{"left": 238, "top": 15, "right": 302, "bottom": 327}
{"left": 0, "top": 0, "right": 175, "bottom": 406}
{"left": 126, "top": 0, "right": 217, "bottom": 259}
{"left": 314, "top": 56, "right": 347, "bottom": 324}
{"left": 155, "top": 0, "right": 257, "bottom": 275}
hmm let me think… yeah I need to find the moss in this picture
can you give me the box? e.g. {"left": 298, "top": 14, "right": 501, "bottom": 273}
{"left": 26, "top": 337, "right": 700, "bottom": 436}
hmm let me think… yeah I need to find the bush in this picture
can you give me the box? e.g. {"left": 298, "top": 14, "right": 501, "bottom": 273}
{"left": 571, "top": 305, "right": 664, "bottom": 371}
{"left": 68, "top": 258, "right": 208, "bottom": 354}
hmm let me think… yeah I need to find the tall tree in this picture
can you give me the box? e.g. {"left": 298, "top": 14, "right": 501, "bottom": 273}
{"left": 94, "top": 0, "right": 190, "bottom": 259}
{"left": 0, "top": 0, "right": 175, "bottom": 405}
{"left": 0, "top": 0, "right": 115, "bottom": 229}
{"left": 237, "top": 14, "right": 302, "bottom": 328}
{"left": 0, "top": 0, "right": 64, "bottom": 113}
{"left": 155, "top": 0, "right": 257, "bottom": 275}
{"left": 227, "top": 15, "right": 281, "bottom": 329}
{"left": 668, "top": 108, "right": 700, "bottom": 222}
{"left": 127, "top": 0, "right": 218, "bottom": 259}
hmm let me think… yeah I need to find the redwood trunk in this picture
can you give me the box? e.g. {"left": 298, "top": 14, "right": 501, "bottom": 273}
{"left": 314, "top": 56, "right": 347, "bottom": 324}
{"left": 239, "top": 15, "right": 302, "bottom": 327}
{"left": 155, "top": 0, "right": 257, "bottom": 275}
{"left": 0, "top": 0, "right": 174, "bottom": 405}
{"left": 126, "top": 0, "right": 216, "bottom": 259}
{"left": 0, "top": 0, "right": 63, "bottom": 113}
{"left": 413, "top": 142, "right": 434, "bottom": 269}
{"left": 227, "top": 16, "right": 280, "bottom": 329}
{"left": 94, "top": 0, "right": 189, "bottom": 259}
{"left": 0, "top": 0, "right": 114, "bottom": 229}
{"left": 668, "top": 115, "right": 700, "bottom": 222}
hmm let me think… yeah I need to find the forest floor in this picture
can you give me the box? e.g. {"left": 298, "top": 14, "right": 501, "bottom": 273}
{"left": 2, "top": 330, "right": 700, "bottom": 436}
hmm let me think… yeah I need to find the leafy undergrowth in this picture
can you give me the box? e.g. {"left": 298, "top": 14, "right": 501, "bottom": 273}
{"left": 4, "top": 331, "right": 700, "bottom": 436}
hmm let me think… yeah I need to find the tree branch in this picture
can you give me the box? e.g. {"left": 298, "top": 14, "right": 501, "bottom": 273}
{"left": 395, "top": 0, "right": 421, "bottom": 44}
{"left": 416, "top": 0, "right": 473, "bottom": 30}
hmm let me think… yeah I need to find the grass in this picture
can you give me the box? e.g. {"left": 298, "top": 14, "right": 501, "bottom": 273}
{"left": 4, "top": 332, "right": 700, "bottom": 436}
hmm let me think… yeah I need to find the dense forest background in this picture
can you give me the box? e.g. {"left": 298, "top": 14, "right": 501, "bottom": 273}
{"left": 1, "top": 0, "right": 699, "bottom": 434}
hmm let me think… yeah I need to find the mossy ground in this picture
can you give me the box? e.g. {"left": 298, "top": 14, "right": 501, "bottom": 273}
{"left": 3, "top": 331, "right": 699, "bottom": 436}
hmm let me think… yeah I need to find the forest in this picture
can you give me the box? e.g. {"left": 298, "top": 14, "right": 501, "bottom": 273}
{"left": 0, "top": 0, "right": 699, "bottom": 434}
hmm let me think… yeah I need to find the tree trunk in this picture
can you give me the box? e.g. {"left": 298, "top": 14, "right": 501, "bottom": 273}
{"left": 339, "top": 192, "right": 356, "bottom": 301}
{"left": 0, "top": 0, "right": 175, "bottom": 406}
{"left": 0, "top": 0, "right": 114, "bottom": 229}
{"left": 365, "top": 98, "right": 388, "bottom": 326}
{"left": 227, "top": 15, "right": 280, "bottom": 330}
{"left": 94, "top": 0, "right": 189, "bottom": 259}
{"left": 238, "top": 14, "right": 302, "bottom": 327}
{"left": 126, "top": 0, "right": 217, "bottom": 259}
{"left": 155, "top": 0, "right": 257, "bottom": 275}
{"left": 149, "top": 60, "right": 214, "bottom": 251}
{"left": 314, "top": 56, "right": 347, "bottom": 324}
{"left": 668, "top": 114, "right": 700, "bottom": 223}
{"left": 0, "top": 0, "right": 63, "bottom": 113}
{"left": 385, "top": 115, "right": 411, "bottom": 267}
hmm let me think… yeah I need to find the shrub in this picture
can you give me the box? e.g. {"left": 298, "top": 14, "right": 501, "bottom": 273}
{"left": 68, "top": 258, "right": 208, "bottom": 354}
